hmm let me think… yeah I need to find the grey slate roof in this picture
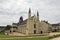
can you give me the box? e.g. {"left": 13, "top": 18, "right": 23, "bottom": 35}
{"left": 19, "top": 16, "right": 35, "bottom": 25}
{"left": 12, "top": 16, "right": 35, "bottom": 26}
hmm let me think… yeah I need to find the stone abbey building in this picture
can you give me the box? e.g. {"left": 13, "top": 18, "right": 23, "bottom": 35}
{"left": 7, "top": 8, "right": 52, "bottom": 35}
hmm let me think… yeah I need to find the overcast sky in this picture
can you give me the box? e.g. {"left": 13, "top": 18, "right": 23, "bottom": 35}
{"left": 0, "top": 0, "right": 60, "bottom": 26}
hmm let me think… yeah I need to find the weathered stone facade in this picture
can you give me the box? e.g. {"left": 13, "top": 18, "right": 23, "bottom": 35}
{"left": 9, "top": 8, "right": 52, "bottom": 35}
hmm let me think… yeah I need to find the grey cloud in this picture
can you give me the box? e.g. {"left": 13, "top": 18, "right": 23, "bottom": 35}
{"left": 0, "top": 0, "right": 60, "bottom": 25}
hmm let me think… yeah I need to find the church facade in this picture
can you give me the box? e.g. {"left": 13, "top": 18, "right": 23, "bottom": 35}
{"left": 9, "top": 8, "right": 51, "bottom": 35}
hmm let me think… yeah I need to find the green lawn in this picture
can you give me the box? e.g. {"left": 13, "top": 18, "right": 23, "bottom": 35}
{"left": 56, "top": 29, "right": 60, "bottom": 32}
{"left": 0, "top": 33, "right": 49, "bottom": 40}
{"left": 0, "top": 37, "right": 49, "bottom": 40}
{"left": 0, "top": 36, "right": 49, "bottom": 40}
{"left": 1, "top": 32, "right": 60, "bottom": 40}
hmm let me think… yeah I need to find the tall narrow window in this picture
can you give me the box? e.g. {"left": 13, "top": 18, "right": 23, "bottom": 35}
{"left": 34, "top": 24, "right": 36, "bottom": 28}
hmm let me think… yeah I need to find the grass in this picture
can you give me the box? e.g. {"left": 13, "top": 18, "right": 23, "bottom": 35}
{"left": 0, "top": 37, "right": 49, "bottom": 40}
{"left": 0, "top": 33, "right": 49, "bottom": 40}
{"left": 0, "top": 35, "right": 49, "bottom": 40}
{"left": 56, "top": 29, "right": 60, "bottom": 32}
{"left": 49, "top": 34, "right": 60, "bottom": 39}
{"left": 1, "top": 32, "right": 60, "bottom": 40}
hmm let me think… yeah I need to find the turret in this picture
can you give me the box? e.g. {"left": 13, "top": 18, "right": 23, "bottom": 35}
{"left": 19, "top": 16, "right": 23, "bottom": 23}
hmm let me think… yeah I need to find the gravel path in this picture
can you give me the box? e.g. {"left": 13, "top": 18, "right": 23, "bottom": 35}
{"left": 50, "top": 37, "right": 60, "bottom": 40}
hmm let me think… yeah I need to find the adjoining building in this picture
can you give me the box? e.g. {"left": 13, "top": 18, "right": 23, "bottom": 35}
{"left": 51, "top": 23, "right": 60, "bottom": 32}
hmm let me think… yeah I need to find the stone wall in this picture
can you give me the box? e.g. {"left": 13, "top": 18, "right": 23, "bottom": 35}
{"left": 18, "top": 24, "right": 26, "bottom": 34}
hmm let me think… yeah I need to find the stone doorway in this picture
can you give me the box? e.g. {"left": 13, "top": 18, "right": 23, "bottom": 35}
{"left": 34, "top": 30, "right": 36, "bottom": 34}
{"left": 40, "top": 31, "right": 43, "bottom": 34}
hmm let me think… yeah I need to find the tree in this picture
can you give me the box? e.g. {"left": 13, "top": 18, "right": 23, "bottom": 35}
{"left": 5, "top": 25, "right": 11, "bottom": 30}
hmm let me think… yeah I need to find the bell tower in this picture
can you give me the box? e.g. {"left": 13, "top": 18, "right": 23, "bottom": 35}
{"left": 26, "top": 8, "right": 31, "bottom": 35}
